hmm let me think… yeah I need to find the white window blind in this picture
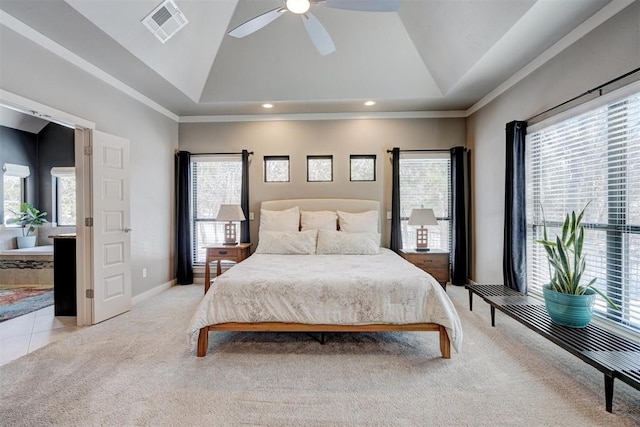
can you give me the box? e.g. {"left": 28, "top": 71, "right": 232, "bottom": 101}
{"left": 399, "top": 153, "right": 451, "bottom": 251}
{"left": 191, "top": 155, "right": 242, "bottom": 263}
{"left": 526, "top": 87, "right": 640, "bottom": 333}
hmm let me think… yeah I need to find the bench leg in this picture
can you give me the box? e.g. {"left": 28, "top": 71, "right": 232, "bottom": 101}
{"left": 468, "top": 289, "right": 473, "bottom": 311}
{"left": 604, "top": 373, "right": 614, "bottom": 413}
{"left": 491, "top": 306, "right": 496, "bottom": 327}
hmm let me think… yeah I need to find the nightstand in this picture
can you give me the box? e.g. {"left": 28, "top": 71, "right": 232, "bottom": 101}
{"left": 204, "top": 243, "right": 251, "bottom": 293}
{"left": 399, "top": 248, "right": 450, "bottom": 289}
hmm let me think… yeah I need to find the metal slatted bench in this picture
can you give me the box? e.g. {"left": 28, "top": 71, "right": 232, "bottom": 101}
{"left": 466, "top": 284, "right": 640, "bottom": 413}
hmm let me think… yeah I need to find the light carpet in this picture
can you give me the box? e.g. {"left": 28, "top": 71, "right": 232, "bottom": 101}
{"left": 0, "top": 284, "right": 638, "bottom": 426}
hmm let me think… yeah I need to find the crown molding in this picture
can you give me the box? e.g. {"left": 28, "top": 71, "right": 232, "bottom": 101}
{"left": 179, "top": 110, "right": 467, "bottom": 123}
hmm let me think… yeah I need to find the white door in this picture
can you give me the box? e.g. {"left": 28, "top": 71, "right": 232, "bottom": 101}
{"left": 91, "top": 130, "right": 132, "bottom": 323}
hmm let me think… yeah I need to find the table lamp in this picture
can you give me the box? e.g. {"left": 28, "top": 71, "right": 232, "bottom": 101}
{"left": 407, "top": 208, "right": 438, "bottom": 251}
{"left": 216, "top": 204, "right": 246, "bottom": 245}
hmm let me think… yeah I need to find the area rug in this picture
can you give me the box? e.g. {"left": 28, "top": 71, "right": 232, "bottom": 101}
{"left": 0, "top": 285, "right": 53, "bottom": 322}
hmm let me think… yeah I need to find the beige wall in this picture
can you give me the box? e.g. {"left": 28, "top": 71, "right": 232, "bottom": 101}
{"left": 179, "top": 118, "right": 466, "bottom": 246}
{"left": 467, "top": 2, "right": 640, "bottom": 283}
{"left": 0, "top": 26, "right": 179, "bottom": 296}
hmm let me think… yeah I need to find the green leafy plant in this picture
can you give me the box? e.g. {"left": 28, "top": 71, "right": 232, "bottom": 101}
{"left": 537, "top": 203, "right": 618, "bottom": 310}
{"left": 7, "top": 202, "right": 48, "bottom": 236}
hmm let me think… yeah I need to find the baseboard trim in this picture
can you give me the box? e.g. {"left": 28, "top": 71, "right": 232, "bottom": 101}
{"left": 132, "top": 279, "right": 175, "bottom": 305}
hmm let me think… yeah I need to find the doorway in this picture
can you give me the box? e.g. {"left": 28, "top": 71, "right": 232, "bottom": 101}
{"left": 0, "top": 90, "right": 132, "bottom": 327}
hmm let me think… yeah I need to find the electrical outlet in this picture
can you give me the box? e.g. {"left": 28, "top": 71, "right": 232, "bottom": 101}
{"left": 249, "top": 212, "right": 255, "bottom": 220}
{"left": 386, "top": 211, "right": 392, "bottom": 220}
{"left": 142, "top": 268, "right": 147, "bottom": 278}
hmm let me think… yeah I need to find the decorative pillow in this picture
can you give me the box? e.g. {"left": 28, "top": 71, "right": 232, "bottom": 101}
{"left": 316, "top": 230, "right": 381, "bottom": 255}
{"left": 255, "top": 229, "right": 318, "bottom": 255}
{"left": 259, "top": 206, "right": 300, "bottom": 232}
{"left": 337, "top": 210, "right": 379, "bottom": 233}
{"left": 300, "top": 210, "right": 338, "bottom": 231}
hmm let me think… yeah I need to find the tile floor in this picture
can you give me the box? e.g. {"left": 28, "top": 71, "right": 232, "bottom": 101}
{"left": 0, "top": 305, "right": 83, "bottom": 366}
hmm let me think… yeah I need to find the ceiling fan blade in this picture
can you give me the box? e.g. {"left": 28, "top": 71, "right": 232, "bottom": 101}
{"left": 302, "top": 12, "right": 335, "bottom": 56}
{"left": 228, "top": 7, "right": 286, "bottom": 38}
{"left": 323, "top": 0, "right": 400, "bottom": 12}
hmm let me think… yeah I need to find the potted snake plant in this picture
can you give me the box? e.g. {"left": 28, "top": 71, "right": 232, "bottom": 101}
{"left": 537, "top": 203, "right": 618, "bottom": 328}
{"left": 7, "top": 202, "right": 48, "bottom": 249}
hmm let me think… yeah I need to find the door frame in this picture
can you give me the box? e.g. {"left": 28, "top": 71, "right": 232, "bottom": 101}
{"left": 0, "top": 90, "right": 95, "bottom": 326}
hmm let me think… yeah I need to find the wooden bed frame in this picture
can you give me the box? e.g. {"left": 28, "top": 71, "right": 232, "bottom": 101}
{"left": 196, "top": 198, "right": 452, "bottom": 359}
{"left": 198, "top": 323, "right": 451, "bottom": 358}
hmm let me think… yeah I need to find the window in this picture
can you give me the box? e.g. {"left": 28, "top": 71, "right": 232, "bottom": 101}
{"left": 399, "top": 153, "right": 451, "bottom": 251}
{"left": 264, "top": 156, "right": 289, "bottom": 182}
{"left": 191, "top": 155, "right": 242, "bottom": 263}
{"left": 51, "top": 167, "right": 76, "bottom": 226}
{"left": 526, "top": 85, "right": 640, "bottom": 333}
{"left": 350, "top": 155, "right": 376, "bottom": 181}
{"left": 2, "top": 163, "right": 29, "bottom": 225}
{"left": 307, "top": 155, "right": 332, "bottom": 182}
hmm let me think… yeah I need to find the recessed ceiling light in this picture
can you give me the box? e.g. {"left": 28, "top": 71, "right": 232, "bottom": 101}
{"left": 262, "top": 103, "right": 274, "bottom": 109}
{"left": 364, "top": 101, "right": 376, "bottom": 106}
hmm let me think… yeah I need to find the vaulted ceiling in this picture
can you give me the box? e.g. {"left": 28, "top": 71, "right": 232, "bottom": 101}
{"left": 0, "top": 0, "right": 620, "bottom": 118}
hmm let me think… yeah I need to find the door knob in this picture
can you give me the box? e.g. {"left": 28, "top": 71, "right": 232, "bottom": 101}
{"left": 123, "top": 227, "right": 132, "bottom": 233}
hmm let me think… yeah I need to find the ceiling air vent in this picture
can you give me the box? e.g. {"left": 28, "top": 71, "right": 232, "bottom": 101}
{"left": 142, "top": 0, "right": 188, "bottom": 44}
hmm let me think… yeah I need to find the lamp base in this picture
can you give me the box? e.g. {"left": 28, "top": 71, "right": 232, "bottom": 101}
{"left": 415, "top": 247, "right": 430, "bottom": 252}
{"left": 223, "top": 241, "right": 239, "bottom": 246}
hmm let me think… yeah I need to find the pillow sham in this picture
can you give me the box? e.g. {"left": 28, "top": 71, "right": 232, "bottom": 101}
{"left": 316, "top": 229, "right": 381, "bottom": 255}
{"left": 255, "top": 229, "right": 318, "bottom": 255}
{"left": 337, "top": 210, "right": 379, "bottom": 233}
{"left": 259, "top": 206, "right": 300, "bottom": 232}
{"left": 300, "top": 210, "right": 338, "bottom": 231}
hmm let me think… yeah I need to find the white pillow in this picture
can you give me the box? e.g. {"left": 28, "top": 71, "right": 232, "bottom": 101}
{"left": 255, "top": 229, "right": 318, "bottom": 255}
{"left": 259, "top": 206, "right": 300, "bottom": 232}
{"left": 300, "top": 210, "right": 338, "bottom": 231}
{"left": 316, "top": 230, "right": 381, "bottom": 255}
{"left": 337, "top": 210, "right": 379, "bottom": 233}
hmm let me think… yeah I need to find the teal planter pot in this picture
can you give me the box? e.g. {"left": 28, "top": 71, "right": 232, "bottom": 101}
{"left": 542, "top": 284, "right": 596, "bottom": 328}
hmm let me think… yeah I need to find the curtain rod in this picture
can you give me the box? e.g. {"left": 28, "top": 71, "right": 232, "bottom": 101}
{"left": 386, "top": 148, "right": 467, "bottom": 153}
{"left": 176, "top": 151, "right": 254, "bottom": 156}
{"left": 525, "top": 67, "right": 640, "bottom": 123}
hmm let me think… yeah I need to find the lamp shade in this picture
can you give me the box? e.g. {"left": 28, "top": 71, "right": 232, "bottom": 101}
{"left": 407, "top": 208, "right": 437, "bottom": 226}
{"left": 215, "top": 204, "right": 246, "bottom": 221}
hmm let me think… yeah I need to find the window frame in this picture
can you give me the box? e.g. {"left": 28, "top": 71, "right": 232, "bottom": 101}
{"left": 306, "top": 155, "right": 333, "bottom": 182}
{"left": 526, "top": 81, "right": 640, "bottom": 334}
{"left": 2, "top": 163, "right": 29, "bottom": 226}
{"left": 398, "top": 152, "right": 452, "bottom": 252}
{"left": 264, "top": 155, "right": 290, "bottom": 183}
{"left": 51, "top": 167, "right": 76, "bottom": 227}
{"left": 349, "top": 154, "right": 376, "bottom": 182}
{"left": 190, "top": 155, "right": 243, "bottom": 264}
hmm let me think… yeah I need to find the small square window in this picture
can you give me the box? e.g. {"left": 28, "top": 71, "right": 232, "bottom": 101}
{"left": 350, "top": 155, "right": 376, "bottom": 181}
{"left": 264, "top": 156, "right": 290, "bottom": 182}
{"left": 307, "top": 155, "right": 333, "bottom": 182}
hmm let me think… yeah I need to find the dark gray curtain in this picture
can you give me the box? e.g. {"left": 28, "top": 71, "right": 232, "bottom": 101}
{"left": 450, "top": 147, "right": 469, "bottom": 286}
{"left": 240, "top": 149, "right": 250, "bottom": 244}
{"left": 176, "top": 151, "right": 193, "bottom": 285}
{"left": 390, "top": 147, "right": 402, "bottom": 253}
{"left": 503, "top": 121, "right": 528, "bottom": 294}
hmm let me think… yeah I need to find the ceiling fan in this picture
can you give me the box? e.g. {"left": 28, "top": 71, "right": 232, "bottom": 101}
{"left": 228, "top": 0, "right": 400, "bottom": 56}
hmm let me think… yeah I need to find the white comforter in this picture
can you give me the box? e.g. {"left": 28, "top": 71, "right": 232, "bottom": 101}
{"left": 187, "top": 248, "right": 463, "bottom": 351}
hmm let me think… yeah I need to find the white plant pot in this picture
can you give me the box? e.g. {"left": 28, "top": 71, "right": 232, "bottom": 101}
{"left": 17, "top": 235, "right": 36, "bottom": 249}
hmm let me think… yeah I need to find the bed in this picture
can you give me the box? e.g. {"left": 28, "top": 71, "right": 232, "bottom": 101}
{"left": 188, "top": 199, "right": 463, "bottom": 358}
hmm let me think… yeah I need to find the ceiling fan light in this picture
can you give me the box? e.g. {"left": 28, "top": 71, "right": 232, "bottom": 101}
{"left": 286, "top": 0, "right": 311, "bottom": 14}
